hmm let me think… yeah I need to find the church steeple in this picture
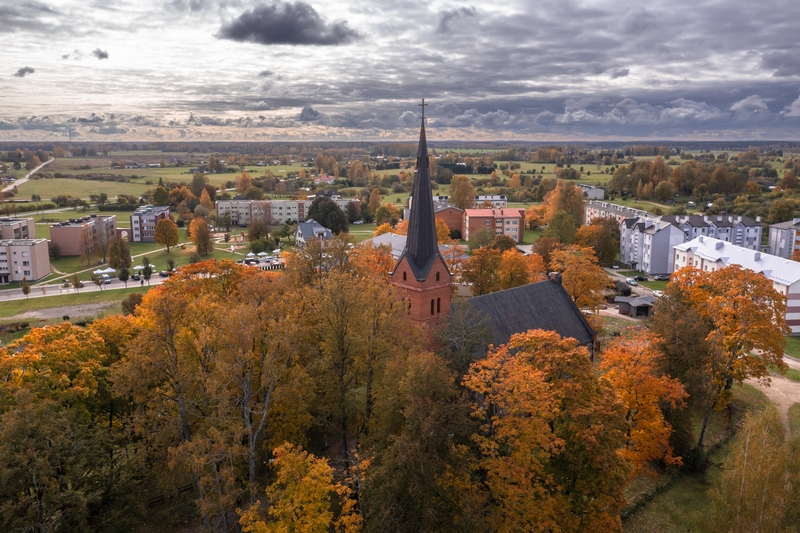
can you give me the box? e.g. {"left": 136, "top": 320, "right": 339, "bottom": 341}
{"left": 389, "top": 99, "right": 451, "bottom": 325}
{"left": 404, "top": 105, "right": 439, "bottom": 279}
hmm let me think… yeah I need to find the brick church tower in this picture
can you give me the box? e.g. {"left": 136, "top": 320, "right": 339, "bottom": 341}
{"left": 390, "top": 104, "right": 452, "bottom": 324}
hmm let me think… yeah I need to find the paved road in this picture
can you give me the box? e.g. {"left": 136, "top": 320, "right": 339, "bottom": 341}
{"left": 2, "top": 157, "right": 54, "bottom": 193}
{"left": 0, "top": 275, "right": 169, "bottom": 303}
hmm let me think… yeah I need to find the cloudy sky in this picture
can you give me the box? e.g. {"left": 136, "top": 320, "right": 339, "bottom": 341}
{"left": 2, "top": 0, "right": 800, "bottom": 142}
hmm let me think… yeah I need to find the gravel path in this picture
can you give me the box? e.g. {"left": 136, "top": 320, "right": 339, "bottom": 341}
{"left": 746, "top": 374, "right": 800, "bottom": 433}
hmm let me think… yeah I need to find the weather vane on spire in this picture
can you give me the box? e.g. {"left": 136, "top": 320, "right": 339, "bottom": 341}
{"left": 419, "top": 98, "right": 428, "bottom": 120}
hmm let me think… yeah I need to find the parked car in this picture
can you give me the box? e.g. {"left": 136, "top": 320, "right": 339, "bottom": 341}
{"left": 625, "top": 278, "right": 639, "bottom": 286}
{"left": 131, "top": 274, "right": 141, "bottom": 281}
{"left": 653, "top": 290, "right": 663, "bottom": 297}
{"left": 653, "top": 275, "right": 669, "bottom": 281}
{"left": 101, "top": 274, "right": 111, "bottom": 284}
{"left": 633, "top": 275, "right": 648, "bottom": 282}
{"left": 159, "top": 270, "right": 170, "bottom": 277}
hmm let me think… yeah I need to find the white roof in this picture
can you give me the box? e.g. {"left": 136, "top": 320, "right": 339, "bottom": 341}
{"left": 675, "top": 236, "right": 800, "bottom": 286}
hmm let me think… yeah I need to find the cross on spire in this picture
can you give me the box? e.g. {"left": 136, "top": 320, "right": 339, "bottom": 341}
{"left": 418, "top": 98, "right": 428, "bottom": 120}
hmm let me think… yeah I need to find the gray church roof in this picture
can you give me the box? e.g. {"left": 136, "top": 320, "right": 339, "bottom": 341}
{"left": 465, "top": 279, "right": 596, "bottom": 351}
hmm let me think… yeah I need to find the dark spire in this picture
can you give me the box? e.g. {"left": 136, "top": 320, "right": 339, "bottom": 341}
{"left": 404, "top": 103, "right": 439, "bottom": 278}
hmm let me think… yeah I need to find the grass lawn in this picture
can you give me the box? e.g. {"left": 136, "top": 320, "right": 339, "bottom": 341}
{"left": 348, "top": 223, "right": 378, "bottom": 243}
{"left": 18, "top": 177, "right": 151, "bottom": 200}
{"left": 623, "top": 384, "right": 769, "bottom": 533}
{"left": 769, "top": 364, "right": 800, "bottom": 382}
{"left": 783, "top": 336, "right": 800, "bottom": 361}
{"left": 521, "top": 228, "right": 543, "bottom": 245}
{"left": 789, "top": 403, "right": 800, "bottom": 437}
{"left": 639, "top": 280, "right": 668, "bottom": 291}
{"left": 0, "top": 286, "right": 150, "bottom": 320}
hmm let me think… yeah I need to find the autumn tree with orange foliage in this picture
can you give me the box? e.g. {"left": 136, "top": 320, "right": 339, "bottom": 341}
{"left": 600, "top": 329, "right": 687, "bottom": 476}
{"left": 666, "top": 266, "right": 789, "bottom": 448}
{"left": 550, "top": 245, "right": 612, "bottom": 311}
{"left": 395, "top": 219, "right": 408, "bottom": 235}
{"left": 464, "top": 329, "right": 629, "bottom": 532}
{"left": 576, "top": 217, "right": 620, "bottom": 266}
{"left": 461, "top": 247, "right": 501, "bottom": 295}
{"left": 189, "top": 217, "right": 213, "bottom": 255}
{"left": 435, "top": 218, "right": 451, "bottom": 243}
{"left": 497, "top": 249, "right": 547, "bottom": 290}
{"left": 373, "top": 223, "right": 395, "bottom": 237}
{"left": 541, "top": 179, "right": 584, "bottom": 225}
{"left": 524, "top": 205, "right": 544, "bottom": 229}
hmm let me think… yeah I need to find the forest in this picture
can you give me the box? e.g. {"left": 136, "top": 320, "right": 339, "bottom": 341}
{"left": 1, "top": 232, "right": 798, "bottom": 533}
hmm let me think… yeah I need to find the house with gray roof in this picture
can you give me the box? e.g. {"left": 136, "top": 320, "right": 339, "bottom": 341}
{"left": 294, "top": 219, "right": 333, "bottom": 247}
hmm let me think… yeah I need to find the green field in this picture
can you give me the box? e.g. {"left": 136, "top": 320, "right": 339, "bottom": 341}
{"left": 18, "top": 177, "right": 151, "bottom": 200}
{"left": 0, "top": 285, "right": 151, "bottom": 320}
{"left": 623, "top": 384, "right": 770, "bottom": 533}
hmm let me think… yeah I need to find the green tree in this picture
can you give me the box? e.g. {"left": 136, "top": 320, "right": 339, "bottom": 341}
{"left": 141, "top": 256, "right": 152, "bottom": 285}
{"left": 544, "top": 210, "right": 577, "bottom": 244}
{"left": 466, "top": 226, "right": 493, "bottom": 252}
{"left": 108, "top": 236, "right": 132, "bottom": 270}
{"left": 152, "top": 186, "right": 169, "bottom": 206}
{"left": 118, "top": 266, "right": 130, "bottom": 288}
{"left": 307, "top": 197, "right": 349, "bottom": 234}
{"left": 20, "top": 277, "right": 29, "bottom": 299}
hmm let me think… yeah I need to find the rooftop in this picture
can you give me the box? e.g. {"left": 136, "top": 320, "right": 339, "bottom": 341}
{"left": 0, "top": 239, "right": 47, "bottom": 246}
{"left": 0, "top": 217, "right": 33, "bottom": 226}
{"left": 675, "top": 236, "right": 800, "bottom": 286}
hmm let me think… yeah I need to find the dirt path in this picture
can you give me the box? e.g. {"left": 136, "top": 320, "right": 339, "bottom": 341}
{"left": 6, "top": 302, "right": 117, "bottom": 321}
{"left": 2, "top": 157, "right": 54, "bottom": 193}
{"left": 746, "top": 375, "right": 800, "bottom": 432}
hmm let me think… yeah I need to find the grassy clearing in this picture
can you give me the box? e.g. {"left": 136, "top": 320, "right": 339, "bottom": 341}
{"left": 769, "top": 364, "right": 800, "bottom": 382}
{"left": 783, "top": 336, "right": 800, "bottom": 361}
{"left": 623, "top": 384, "right": 769, "bottom": 533}
{"left": 0, "top": 286, "right": 150, "bottom": 319}
{"left": 789, "top": 403, "right": 800, "bottom": 437}
{"left": 18, "top": 177, "right": 151, "bottom": 200}
{"left": 348, "top": 223, "right": 378, "bottom": 243}
{"left": 639, "top": 280, "right": 668, "bottom": 291}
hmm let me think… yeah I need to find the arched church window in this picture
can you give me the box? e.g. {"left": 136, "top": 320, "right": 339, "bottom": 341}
{"left": 430, "top": 299, "right": 435, "bottom": 315}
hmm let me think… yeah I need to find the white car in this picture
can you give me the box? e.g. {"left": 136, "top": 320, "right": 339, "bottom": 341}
{"left": 625, "top": 277, "right": 638, "bottom": 286}
{"left": 653, "top": 290, "right": 663, "bottom": 298}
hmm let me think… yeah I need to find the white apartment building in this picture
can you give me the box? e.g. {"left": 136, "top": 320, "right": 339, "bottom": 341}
{"left": 0, "top": 239, "right": 50, "bottom": 284}
{"left": 660, "top": 214, "right": 762, "bottom": 250}
{"left": 130, "top": 206, "right": 171, "bottom": 242}
{"left": 673, "top": 236, "right": 800, "bottom": 334}
{"left": 215, "top": 200, "right": 270, "bottom": 226}
{"left": 620, "top": 217, "right": 684, "bottom": 275}
{"left": 768, "top": 218, "right": 800, "bottom": 259}
{"left": 584, "top": 200, "right": 651, "bottom": 224}
{"left": 216, "top": 198, "right": 355, "bottom": 226}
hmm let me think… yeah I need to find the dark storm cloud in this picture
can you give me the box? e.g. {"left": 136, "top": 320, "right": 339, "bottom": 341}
{"left": 761, "top": 49, "right": 800, "bottom": 77}
{"left": 609, "top": 68, "right": 630, "bottom": 79}
{"left": 217, "top": 2, "right": 361, "bottom": 45}
{"left": 258, "top": 70, "right": 274, "bottom": 76}
{"left": 298, "top": 105, "right": 322, "bottom": 121}
{"left": 13, "top": 66, "right": 35, "bottom": 77}
{"left": 62, "top": 50, "right": 84, "bottom": 60}
{"left": 0, "top": 2, "right": 59, "bottom": 33}
{"left": 437, "top": 6, "right": 476, "bottom": 33}
{"left": 92, "top": 48, "right": 109, "bottom": 60}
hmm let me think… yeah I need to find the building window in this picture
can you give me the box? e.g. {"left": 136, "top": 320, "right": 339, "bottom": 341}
{"left": 485, "top": 220, "right": 490, "bottom": 225}
{"left": 403, "top": 271, "right": 407, "bottom": 281}
{"left": 437, "top": 298, "right": 441, "bottom": 314}
{"left": 436, "top": 271, "right": 440, "bottom": 281}
{"left": 431, "top": 299, "right": 435, "bottom": 316}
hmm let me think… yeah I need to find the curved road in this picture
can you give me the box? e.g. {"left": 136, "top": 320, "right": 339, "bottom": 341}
{"left": 2, "top": 157, "right": 55, "bottom": 194}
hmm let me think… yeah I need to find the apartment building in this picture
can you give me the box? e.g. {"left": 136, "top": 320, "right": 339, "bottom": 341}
{"left": 463, "top": 208, "right": 525, "bottom": 243}
{"left": 216, "top": 198, "right": 355, "bottom": 226}
{"left": 411, "top": 195, "right": 508, "bottom": 209}
{"left": 215, "top": 200, "right": 270, "bottom": 226}
{"left": 50, "top": 215, "right": 117, "bottom": 256}
{"left": 620, "top": 217, "right": 684, "bottom": 275}
{"left": 584, "top": 200, "right": 651, "bottom": 223}
{"left": 660, "top": 214, "right": 762, "bottom": 250}
{"left": 130, "top": 206, "right": 170, "bottom": 242}
{"left": 673, "top": 236, "right": 800, "bottom": 334}
{"left": 577, "top": 184, "right": 604, "bottom": 200}
{"left": 0, "top": 239, "right": 50, "bottom": 284}
{"left": 0, "top": 218, "right": 35, "bottom": 240}
{"left": 768, "top": 218, "right": 800, "bottom": 259}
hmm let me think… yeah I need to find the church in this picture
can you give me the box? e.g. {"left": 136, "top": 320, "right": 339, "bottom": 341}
{"left": 389, "top": 102, "right": 597, "bottom": 357}
{"left": 389, "top": 104, "right": 452, "bottom": 324}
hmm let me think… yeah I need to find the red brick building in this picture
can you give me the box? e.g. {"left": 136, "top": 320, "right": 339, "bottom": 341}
{"left": 434, "top": 204, "right": 464, "bottom": 236}
{"left": 463, "top": 208, "right": 525, "bottom": 243}
{"left": 389, "top": 112, "right": 452, "bottom": 324}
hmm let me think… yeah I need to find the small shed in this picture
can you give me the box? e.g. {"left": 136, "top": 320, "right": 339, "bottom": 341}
{"left": 614, "top": 295, "right": 657, "bottom": 317}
